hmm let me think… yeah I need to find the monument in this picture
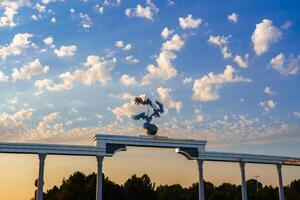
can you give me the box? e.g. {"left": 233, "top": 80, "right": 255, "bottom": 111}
{"left": 132, "top": 96, "right": 164, "bottom": 136}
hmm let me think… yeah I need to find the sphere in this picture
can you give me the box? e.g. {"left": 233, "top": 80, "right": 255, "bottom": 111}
{"left": 143, "top": 123, "right": 158, "bottom": 135}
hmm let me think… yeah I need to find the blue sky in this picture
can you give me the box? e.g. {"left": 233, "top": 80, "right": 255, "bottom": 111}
{"left": 0, "top": 0, "right": 300, "bottom": 151}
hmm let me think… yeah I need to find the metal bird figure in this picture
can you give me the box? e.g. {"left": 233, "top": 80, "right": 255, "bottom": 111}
{"left": 132, "top": 96, "right": 164, "bottom": 135}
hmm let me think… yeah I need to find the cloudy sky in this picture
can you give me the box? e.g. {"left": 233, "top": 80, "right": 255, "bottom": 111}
{"left": 1, "top": 0, "right": 300, "bottom": 199}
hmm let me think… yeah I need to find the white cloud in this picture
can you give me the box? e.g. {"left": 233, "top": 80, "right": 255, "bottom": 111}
{"left": 208, "top": 35, "right": 228, "bottom": 46}
{"left": 35, "top": 55, "right": 115, "bottom": 94}
{"left": 183, "top": 77, "right": 193, "bottom": 84}
{"left": 252, "top": 19, "right": 282, "bottom": 55}
{"left": 270, "top": 53, "right": 299, "bottom": 76}
{"left": 0, "top": 108, "right": 35, "bottom": 135}
{"left": 264, "top": 86, "right": 275, "bottom": 95}
{"left": 142, "top": 51, "right": 177, "bottom": 85}
{"left": 208, "top": 35, "right": 232, "bottom": 59}
{"left": 1, "top": 109, "right": 299, "bottom": 147}
{"left": 234, "top": 54, "right": 249, "bottom": 68}
{"left": 0, "top": 70, "right": 9, "bottom": 82}
{"left": 179, "top": 14, "right": 202, "bottom": 29}
{"left": 196, "top": 115, "right": 204, "bottom": 122}
{"left": 76, "top": 117, "right": 87, "bottom": 122}
{"left": 50, "top": 17, "right": 56, "bottom": 23}
{"left": 223, "top": 115, "right": 228, "bottom": 121}
{"left": 192, "top": 65, "right": 251, "bottom": 101}
{"left": 31, "top": 15, "right": 38, "bottom": 21}
{"left": 54, "top": 45, "right": 77, "bottom": 57}
{"left": 115, "top": 40, "right": 124, "bottom": 48}
{"left": 70, "top": 8, "right": 76, "bottom": 14}
{"left": 95, "top": 114, "right": 103, "bottom": 119}
{"left": 119, "top": 74, "right": 137, "bottom": 86}
{"left": 0, "top": 33, "right": 33, "bottom": 60}
{"left": 12, "top": 59, "right": 49, "bottom": 81}
{"left": 161, "top": 27, "right": 174, "bottom": 39}
{"left": 142, "top": 34, "right": 185, "bottom": 85}
{"left": 228, "top": 12, "right": 238, "bottom": 23}
{"left": 35, "top": 118, "right": 65, "bottom": 139}
{"left": 35, "top": 112, "right": 60, "bottom": 133}
{"left": 125, "top": 2, "right": 158, "bottom": 21}
{"left": 35, "top": 3, "right": 46, "bottom": 13}
{"left": 41, "top": 0, "right": 56, "bottom": 5}
{"left": 115, "top": 40, "right": 132, "bottom": 50}
{"left": 103, "top": 0, "right": 122, "bottom": 7}
{"left": 7, "top": 96, "right": 18, "bottom": 106}
{"left": 43, "top": 36, "right": 54, "bottom": 46}
{"left": 294, "top": 112, "right": 300, "bottom": 118}
{"left": 281, "top": 21, "right": 292, "bottom": 30}
{"left": 161, "top": 34, "right": 184, "bottom": 52}
{"left": 124, "top": 44, "right": 132, "bottom": 50}
{"left": 69, "top": 107, "right": 78, "bottom": 114}
{"left": 112, "top": 101, "right": 139, "bottom": 121}
{"left": 0, "top": 0, "right": 30, "bottom": 28}
{"left": 95, "top": 5, "right": 104, "bottom": 14}
{"left": 121, "top": 92, "right": 134, "bottom": 100}
{"left": 79, "top": 13, "right": 92, "bottom": 29}
{"left": 260, "top": 100, "right": 277, "bottom": 111}
{"left": 157, "top": 87, "right": 183, "bottom": 113}
{"left": 125, "top": 55, "right": 139, "bottom": 64}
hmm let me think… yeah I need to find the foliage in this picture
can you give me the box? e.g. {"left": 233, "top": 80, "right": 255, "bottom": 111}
{"left": 37, "top": 171, "right": 300, "bottom": 200}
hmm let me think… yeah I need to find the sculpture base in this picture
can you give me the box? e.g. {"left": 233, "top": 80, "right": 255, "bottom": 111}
{"left": 143, "top": 123, "right": 158, "bottom": 135}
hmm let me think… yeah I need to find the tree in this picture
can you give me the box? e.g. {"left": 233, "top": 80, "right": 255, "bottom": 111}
{"left": 44, "top": 171, "right": 123, "bottom": 200}
{"left": 123, "top": 174, "right": 156, "bottom": 200}
{"left": 247, "top": 179, "right": 263, "bottom": 200}
{"left": 211, "top": 183, "right": 240, "bottom": 200}
{"left": 285, "top": 180, "right": 300, "bottom": 200}
{"left": 41, "top": 171, "right": 300, "bottom": 200}
{"left": 156, "top": 184, "right": 185, "bottom": 200}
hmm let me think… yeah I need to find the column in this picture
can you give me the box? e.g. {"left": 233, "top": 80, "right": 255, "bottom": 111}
{"left": 197, "top": 159, "right": 205, "bottom": 200}
{"left": 277, "top": 164, "right": 285, "bottom": 200}
{"left": 239, "top": 161, "right": 248, "bottom": 200}
{"left": 96, "top": 156, "right": 104, "bottom": 200}
{"left": 37, "top": 154, "right": 46, "bottom": 200}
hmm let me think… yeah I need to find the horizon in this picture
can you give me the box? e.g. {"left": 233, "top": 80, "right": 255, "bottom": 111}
{"left": 0, "top": 0, "right": 300, "bottom": 199}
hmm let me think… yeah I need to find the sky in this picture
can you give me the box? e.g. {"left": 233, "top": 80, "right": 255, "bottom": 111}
{"left": 0, "top": 0, "right": 300, "bottom": 199}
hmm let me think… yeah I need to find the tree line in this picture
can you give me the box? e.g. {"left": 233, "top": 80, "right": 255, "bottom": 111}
{"left": 32, "top": 171, "right": 300, "bottom": 200}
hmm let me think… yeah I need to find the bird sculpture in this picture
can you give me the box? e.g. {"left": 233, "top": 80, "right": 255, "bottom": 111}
{"left": 132, "top": 96, "right": 164, "bottom": 135}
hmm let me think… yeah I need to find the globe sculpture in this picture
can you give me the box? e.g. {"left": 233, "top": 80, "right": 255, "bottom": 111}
{"left": 132, "top": 97, "right": 164, "bottom": 136}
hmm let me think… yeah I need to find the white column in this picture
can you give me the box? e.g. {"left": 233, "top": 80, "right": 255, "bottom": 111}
{"left": 96, "top": 156, "right": 104, "bottom": 200}
{"left": 37, "top": 154, "right": 46, "bottom": 200}
{"left": 197, "top": 159, "right": 205, "bottom": 200}
{"left": 239, "top": 161, "right": 248, "bottom": 200}
{"left": 277, "top": 164, "right": 285, "bottom": 200}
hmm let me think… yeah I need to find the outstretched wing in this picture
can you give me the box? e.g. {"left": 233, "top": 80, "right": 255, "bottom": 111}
{"left": 134, "top": 97, "right": 146, "bottom": 105}
{"left": 155, "top": 100, "right": 164, "bottom": 114}
{"left": 132, "top": 112, "right": 147, "bottom": 121}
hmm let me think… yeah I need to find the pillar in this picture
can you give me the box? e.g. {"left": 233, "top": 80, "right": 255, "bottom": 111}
{"left": 239, "top": 161, "right": 248, "bottom": 200}
{"left": 96, "top": 156, "right": 104, "bottom": 200}
{"left": 197, "top": 159, "right": 205, "bottom": 200}
{"left": 37, "top": 154, "right": 46, "bottom": 200}
{"left": 277, "top": 164, "right": 285, "bottom": 200}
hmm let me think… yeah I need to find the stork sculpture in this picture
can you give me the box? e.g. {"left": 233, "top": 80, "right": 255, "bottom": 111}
{"left": 132, "top": 96, "right": 164, "bottom": 135}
